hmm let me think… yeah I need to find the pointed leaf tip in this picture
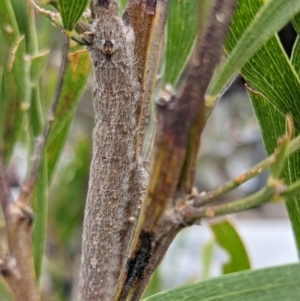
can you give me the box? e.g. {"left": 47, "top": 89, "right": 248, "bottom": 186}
{"left": 58, "top": 0, "right": 90, "bottom": 30}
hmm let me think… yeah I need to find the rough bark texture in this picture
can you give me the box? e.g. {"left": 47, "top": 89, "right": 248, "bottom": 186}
{"left": 79, "top": 1, "right": 140, "bottom": 300}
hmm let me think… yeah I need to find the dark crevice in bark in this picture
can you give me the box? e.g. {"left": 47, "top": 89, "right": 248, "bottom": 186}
{"left": 125, "top": 231, "right": 153, "bottom": 289}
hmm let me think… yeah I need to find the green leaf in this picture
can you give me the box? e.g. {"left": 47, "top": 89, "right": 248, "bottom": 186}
{"left": 10, "top": 36, "right": 29, "bottom": 105}
{"left": 210, "top": 217, "right": 251, "bottom": 274}
{"left": 0, "top": 0, "right": 20, "bottom": 44}
{"left": 222, "top": 0, "right": 300, "bottom": 255}
{"left": 0, "top": 36, "right": 28, "bottom": 163}
{"left": 246, "top": 88, "right": 300, "bottom": 253}
{"left": 0, "top": 278, "right": 13, "bottom": 301}
{"left": 47, "top": 49, "right": 91, "bottom": 181}
{"left": 10, "top": 0, "right": 29, "bottom": 39}
{"left": 29, "top": 63, "right": 48, "bottom": 283}
{"left": 47, "top": 120, "right": 72, "bottom": 181}
{"left": 164, "top": 0, "right": 198, "bottom": 85}
{"left": 119, "top": 0, "right": 128, "bottom": 13}
{"left": 32, "top": 158, "right": 48, "bottom": 281}
{"left": 1, "top": 71, "right": 19, "bottom": 162}
{"left": 29, "top": 75, "right": 48, "bottom": 284}
{"left": 208, "top": 0, "right": 300, "bottom": 99}
{"left": 46, "top": 137, "right": 90, "bottom": 299}
{"left": 28, "top": 56, "right": 47, "bottom": 284}
{"left": 201, "top": 239, "right": 214, "bottom": 280}
{"left": 58, "top": 0, "right": 89, "bottom": 31}
{"left": 142, "top": 264, "right": 300, "bottom": 301}
{"left": 143, "top": 270, "right": 162, "bottom": 298}
{"left": 0, "top": 67, "right": 5, "bottom": 151}
{"left": 291, "top": 37, "right": 300, "bottom": 75}
{"left": 246, "top": 89, "right": 285, "bottom": 160}
{"left": 29, "top": 86, "right": 43, "bottom": 139}
{"left": 292, "top": 16, "right": 300, "bottom": 76}
{"left": 230, "top": 34, "right": 300, "bottom": 120}
{"left": 30, "top": 50, "right": 50, "bottom": 83}
{"left": 293, "top": 12, "right": 300, "bottom": 35}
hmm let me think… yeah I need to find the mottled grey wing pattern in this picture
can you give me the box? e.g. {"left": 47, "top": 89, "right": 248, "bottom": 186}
{"left": 80, "top": 2, "right": 140, "bottom": 300}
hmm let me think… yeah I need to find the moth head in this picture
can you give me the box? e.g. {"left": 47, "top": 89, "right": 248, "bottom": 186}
{"left": 99, "top": 39, "right": 116, "bottom": 56}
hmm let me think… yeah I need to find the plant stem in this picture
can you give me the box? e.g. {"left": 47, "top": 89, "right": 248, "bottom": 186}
{"left": 0, "top": 151, "right": 40, "bottom": 301}
{"left": 182, "top": 186, "right": 274, "bottom": 221}
{"left": 113, "top": 1, "right": 238, "bottom": 300}
{"left": 18, "top": 36, "right": 70, "bottom": 204}
{"left": 281, "top": 179, "right": 300, "bottom": 199}
{"left": 194, "top": 134, "right": 300, "bottom": 207}
{"left": 3, "top": 0, "right": 20, "bottom": 38}
{"left": 182, "top": 176, "right": 300, "bottom": 222}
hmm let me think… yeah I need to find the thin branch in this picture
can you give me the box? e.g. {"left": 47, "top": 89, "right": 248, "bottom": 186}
{"left": 178, "top": 0, "right": 237, "bottom": 193}
{"left": 181, "top": 176, "right": 300, "bottom": 222}
{"left": 182, "top": 184, "right": 275, "bottom": 221}
{"left": 194, "top": 134, "right": 300, "bottom": 207}
{"left": 181, "top": 130, "right": 295, "bottom": 223}
{"left": 18, "top": 36, "right": 70, "bottom": 204}
{"left": 29, "top": 36, "right": 69, "bottom": 183}
{"left": 134, "top": 0, "right": 237, "bottom": 221}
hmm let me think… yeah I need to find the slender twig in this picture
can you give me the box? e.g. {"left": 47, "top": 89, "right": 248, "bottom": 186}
{"left": 194, "top": 134, "right": 300, "bottom": 207}
{"left": 182, "top": 129, "right": 294, "bottom": 223}
{"left": 182, "top": 185, "right": 275, "bottom": 221}
{"left": 30, "top": 36, "right": 69, "bottom": 181}
{"left": 18, "top": 36, "right": 70, "bottom": 204}
{"left": 182, "top": 177, "right": 300, "bottom": 221}
{"left": 178, "top": 0, "right": 237, "bottom": 194}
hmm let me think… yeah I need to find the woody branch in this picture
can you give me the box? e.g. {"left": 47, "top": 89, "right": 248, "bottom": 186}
{"left": 113, "top": 1, "right": 237, "bottom": 300}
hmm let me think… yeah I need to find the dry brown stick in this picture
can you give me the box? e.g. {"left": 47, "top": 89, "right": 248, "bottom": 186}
{"left": 113, "top": 1, "right": 237, "bottom": 300}
{"left": 0, "top": 153, "right": 40, "bottom": 301}
{"left": 17, "top": 36, "right": 70, "bottom": 205}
